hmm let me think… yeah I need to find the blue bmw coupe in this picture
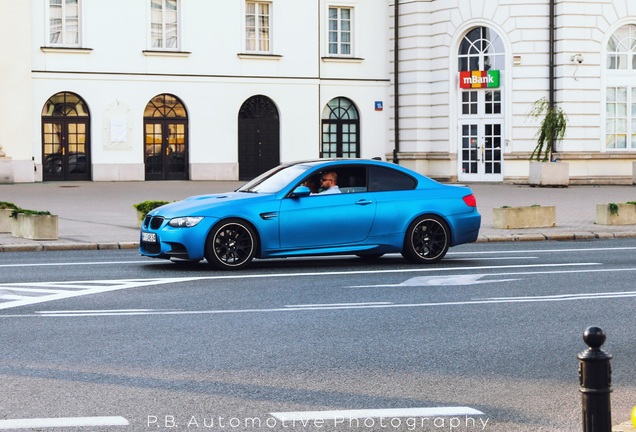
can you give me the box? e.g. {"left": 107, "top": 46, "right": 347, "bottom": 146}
{"left": 139, "top": 159, "right": 481, "bottom": 269}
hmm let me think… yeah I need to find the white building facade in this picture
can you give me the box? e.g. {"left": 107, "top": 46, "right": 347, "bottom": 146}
{"left": 394, "top": 0, "right": 636, "bottom": 184}
{"left": 1, "top": 0, "right": 635, "bottom": 184}
{"left": 0, "top": 0, "right": 390, "bottom": 182}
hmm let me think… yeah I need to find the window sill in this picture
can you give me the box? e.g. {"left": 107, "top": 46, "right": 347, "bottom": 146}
{"left": 237, "top": 53, "right": 283, "bottom": 60}
{"left": 321, "top": 56, "right": 364, "bottom": 63}
{"left": 40, "top": 46, "right": 93, "bottom": 54}
{"left": 142, "top": 50, "right": 191, "bottom": 57}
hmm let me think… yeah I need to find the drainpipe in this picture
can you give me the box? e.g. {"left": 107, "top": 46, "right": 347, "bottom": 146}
{"left": 549, "top": 0, "right": 556, "bottom": 155}
{"left": 392, "top": 0, "right": 400, "bottom": 164}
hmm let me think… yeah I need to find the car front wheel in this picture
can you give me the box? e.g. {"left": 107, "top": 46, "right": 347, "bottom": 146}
{"left": 402, "top": 215, "right": 450, "bottom": 264}
{"left": 205, "top": 219, "right": 257, "bottom": 270}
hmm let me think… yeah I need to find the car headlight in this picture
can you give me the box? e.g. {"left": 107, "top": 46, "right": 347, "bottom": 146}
{"left": 168, "top": 216, "right": 204, "bottom": 228}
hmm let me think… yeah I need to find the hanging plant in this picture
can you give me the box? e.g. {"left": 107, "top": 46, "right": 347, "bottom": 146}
{"left": 527, "top": 97, "right": 568, "bottom": 162}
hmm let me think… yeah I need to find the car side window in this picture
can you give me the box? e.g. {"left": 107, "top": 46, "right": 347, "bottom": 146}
{"left": 337, "top": 166, "right": 367, "bottom": 193}
{"left": 298, "top": 166, "right": 368, "bottom": 195}
{"left": 368, "top": 166, "right": 417, "bottom": 192}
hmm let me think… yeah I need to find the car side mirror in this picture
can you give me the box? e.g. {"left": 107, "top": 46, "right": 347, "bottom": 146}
{"left": 291, "top": 185, "right": 311, "bottom": 198}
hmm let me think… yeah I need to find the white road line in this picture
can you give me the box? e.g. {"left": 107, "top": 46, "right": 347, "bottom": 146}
{"left": 11, "top": 287, "right": 636, "bottom": 318}
{"left": 0, "top": 262, "right": 618, "bottom": 312}
{"left": 38, "top": 309, "right": 155, "bottom": 314}
{"left": 0, "top": 277, "right": 202, "bottom": 311}
{"left": 0, "top": 260, "right": 153, "bottom": 268}
{"left": 448, "top": 246, "right": 636, "bottom": 255}
{"left": 0, "top": 246, "right": 633, "bottom": 269}
{"left": 285, "top": 302, "right": 392, "bottom": 308}
{"left": 0, "top": 416, "right": 129, "bottom": 429}
{"left": 270, "top": 407, "right": 484, "bottom": 422}
{"left": 0, "top": 286, "right": 72, "bottom": 293}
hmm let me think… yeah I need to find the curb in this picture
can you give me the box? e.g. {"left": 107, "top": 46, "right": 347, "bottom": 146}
{"left": 0, "top": 242, "right": 139, "bottom": 253}
{"left": 476, "top": 231, "right": 636, "bottom": 243}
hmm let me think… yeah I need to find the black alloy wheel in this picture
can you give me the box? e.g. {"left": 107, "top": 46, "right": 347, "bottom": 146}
{"left": 205, "top": 219, "right": 257, "bottom": 270}
{"left": 401, "top": 215, "right": 450, "bottom": 264}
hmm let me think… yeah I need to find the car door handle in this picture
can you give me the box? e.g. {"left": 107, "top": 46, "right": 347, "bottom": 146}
{"left": 355, "top": 199, "right": 373, "bottom": 206}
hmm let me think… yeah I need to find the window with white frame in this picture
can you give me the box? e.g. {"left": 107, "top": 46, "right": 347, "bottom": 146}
{"left": 606, "top": 24, "right": 636, "bottom": 150}
{"left": 245, "top": 1, "right": 271, "bottom": 52}
{"left": 49, "top": 0, "right": 80, "bottom": 46}
{"left": 606, "top": 87, "right": 636, "bottom": 149}
{"left": 328, "top": 6, "right": 352, "bottom": 56}
{"left": 150, "top": 0, "right": 179, "bottom": 49}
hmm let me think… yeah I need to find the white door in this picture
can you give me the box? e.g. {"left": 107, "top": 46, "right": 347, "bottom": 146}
{"left": 458, "top": 89, "right": 503, "bottom": 182}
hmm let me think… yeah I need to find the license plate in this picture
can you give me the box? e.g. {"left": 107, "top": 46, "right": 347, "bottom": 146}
{"left": 141, "top": 232, "right": 157, "bottom": 243}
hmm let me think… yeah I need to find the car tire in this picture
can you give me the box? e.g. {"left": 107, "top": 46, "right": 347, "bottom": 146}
{"left": 205, "top": 219, "right": 257, "bottom": 270}
{"left": 401, "top": 215, "right": 450, "bottom": 264}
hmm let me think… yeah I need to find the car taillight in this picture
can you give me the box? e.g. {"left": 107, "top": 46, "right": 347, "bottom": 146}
{"left": 462, "top": 194, "right": 477, "bottom": 207}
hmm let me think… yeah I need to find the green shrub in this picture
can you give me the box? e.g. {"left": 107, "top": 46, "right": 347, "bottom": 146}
{"left": 133, "top": 200, "right": 171, "bottom": 220}
{"left": 10, "top": 208, "right": 52, "bottom": 218}
{"left": 608, "top": 203, "right": 619, "bottom": 216}
{"left": 0, "top": 201, "right": 19, "bottom": 210}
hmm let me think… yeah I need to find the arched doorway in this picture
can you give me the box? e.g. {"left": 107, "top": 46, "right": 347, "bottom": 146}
{"left": 457, "top": 26, "right": 505, "bottom": 182}
{"left": 41, "top": 92, "right": 91, "bottom": 181}
{"left": 238, "top": 95, "right": 280, "bottom": 181}
{"left": 321, "top": 97, "right": 360, "bottom": 158}
{"left": 144, "top": 94, "right": 189, "bottom": 180}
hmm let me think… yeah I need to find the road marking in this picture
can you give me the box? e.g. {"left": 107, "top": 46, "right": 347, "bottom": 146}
{"left": 0, "top": 260, "right": 153, "bottom": 268}
{"left": 349, "top": 274, "right": 519, "bottom": 288}
{"left": 0, "top": 416, "right": 129, "bottom": 429}
{"left": 0, "top": 277, "right": 202, "bottom": 311}
{"left": 0, "top": 262, "right": 614, "bottom": 312}
{"left": 9, "top": 288, "right": 636, "bottom": 318}
{"left": 270, "top": 407, "right": 484, "bottom": 422}
{"left": 285, "top": 302, "right": 392, "bottom": 308}
{"left": 448, "top": 246, "right": 636, "bottom": 255}
{"left": 482, "top": 290, "right": 636, "bottom": 301}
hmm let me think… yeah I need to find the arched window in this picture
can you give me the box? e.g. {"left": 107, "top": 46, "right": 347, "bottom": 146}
{"left": 321, "top": 97, "right": 359, "bottom": 158}
{"left": 41, "top": 92, "right": 90, "bottom": 181}
{"left": 458, "top": 27, "right": 505, "bottom": 72}
{"left": 607, "top": 24, "right": 636, "bottom": 70}
{"left": 144, "top": 94, "right": 189, "bottom": 180}
{"left": 605, "top": 24, "right": 636, "bottom": 150}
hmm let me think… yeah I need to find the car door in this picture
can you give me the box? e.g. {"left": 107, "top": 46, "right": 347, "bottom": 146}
{"left": 278, "top": 189, "right": 377, "bottom": 249}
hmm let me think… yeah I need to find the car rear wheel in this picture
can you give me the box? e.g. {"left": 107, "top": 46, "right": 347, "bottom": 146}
{"left": 402, "top": 215, "right": 449, "bottom": 264}
{"left": 205, "top": 219, "right": 257, "bottom": 270}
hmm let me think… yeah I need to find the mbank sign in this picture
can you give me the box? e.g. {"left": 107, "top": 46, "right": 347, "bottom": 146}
{"left": 459, "top": 70, "right": 500, "bottom": 89}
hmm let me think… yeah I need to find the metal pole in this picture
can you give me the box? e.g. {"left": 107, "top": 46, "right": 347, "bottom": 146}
{"left": 392, "top": 0, "right": 400, "bottom": 164}
{"left": 578, "top": 326, "right": 613, "bottom": 432}
{"left": 549, "top": 0, "right": 556, "bottom": 156}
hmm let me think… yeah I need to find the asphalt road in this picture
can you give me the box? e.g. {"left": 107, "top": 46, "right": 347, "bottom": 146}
{"left": 1, "top": 239, "right": 635, "bottom": 431}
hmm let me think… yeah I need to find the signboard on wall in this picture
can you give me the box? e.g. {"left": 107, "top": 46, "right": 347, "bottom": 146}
{"left": 459, "top": 70, "right": 500, "bottom": 89}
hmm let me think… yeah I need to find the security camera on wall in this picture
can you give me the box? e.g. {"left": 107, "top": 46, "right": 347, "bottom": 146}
{"left": 571, "top": 54, "right": 584, "bottom": 64}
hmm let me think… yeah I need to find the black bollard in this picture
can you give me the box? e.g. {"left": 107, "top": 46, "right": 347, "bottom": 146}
{"left": 578, "top": 326, "right": 613, "bottom": 432}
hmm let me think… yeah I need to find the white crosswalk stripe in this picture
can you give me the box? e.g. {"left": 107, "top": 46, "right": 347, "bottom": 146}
{"left": 0, "top": 277, "right": 201, "bottom": 311}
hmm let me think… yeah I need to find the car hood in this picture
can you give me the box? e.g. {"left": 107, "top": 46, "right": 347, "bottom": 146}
{"left": 148, "top": 192, "right": 273, "bottom": 218}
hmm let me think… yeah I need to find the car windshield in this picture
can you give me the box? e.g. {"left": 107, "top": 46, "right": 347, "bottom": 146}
{"left": 236, "top": 164, "right": 312, "bottom": 193}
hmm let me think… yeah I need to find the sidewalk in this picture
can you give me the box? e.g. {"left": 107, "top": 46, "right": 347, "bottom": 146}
{"left": 1, "top": 181, "right": 635, "bottom": 252}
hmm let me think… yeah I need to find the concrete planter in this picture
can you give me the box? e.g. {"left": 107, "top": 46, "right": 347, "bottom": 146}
{"left": 0, "top": 208, "right": 14, "bottom": 233}
{"left": 493, "top": 206, "right": 556, "bottom": 229}
{"left": 11, "top": 213, "right": 58, "bottom": 240}
{"left": 137, "top": 210, "right": 145, "bottom": 228}
{"left": 528, "top": 161, "right": 569, "bottom": 187}
{"left": 595, "top": 203, "right": 636, "bottom": 225}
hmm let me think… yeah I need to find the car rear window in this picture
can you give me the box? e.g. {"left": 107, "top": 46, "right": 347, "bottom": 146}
{"left": 368, "top": 166, "right": 417, "bottom": 192}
